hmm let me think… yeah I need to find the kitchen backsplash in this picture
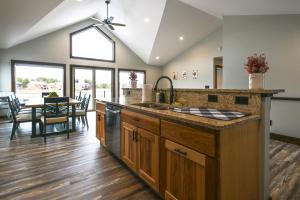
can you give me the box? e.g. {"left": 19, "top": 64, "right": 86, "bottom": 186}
{"left": 122, "top": 88, "right": 261, "bottom": 115}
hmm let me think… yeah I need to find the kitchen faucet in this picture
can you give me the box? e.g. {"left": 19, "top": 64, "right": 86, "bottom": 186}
{"left": 154, "top": 76, "right": 174, "bottom": 104}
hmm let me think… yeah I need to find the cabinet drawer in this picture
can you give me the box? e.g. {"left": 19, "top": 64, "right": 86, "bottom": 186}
{"left": 121, "top": 109, "right": 160, "bottom": 135}
{"left": 161, "top": 120, "right": 216, "bottom": 157}
{"left": 165, "top": 139, "right": 206, "bottom": 166}
{"left": 96, "top": 102, "right": 106, "bottom": 113}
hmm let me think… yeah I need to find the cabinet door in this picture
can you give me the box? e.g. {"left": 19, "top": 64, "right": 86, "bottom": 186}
{"left": 96, "top": 112, "right": 101, "bottom": 140}
{"left": 165, "top": 140, "right": 206, "bottom": 200}
{"left": 121, "top": 122, "right": 137, "bottom": 171}
{"left": 99, "top": 113, "right": 106, "bottom": 146}
{"left": 137, "top": 128, "right": 159, "bottom": 191}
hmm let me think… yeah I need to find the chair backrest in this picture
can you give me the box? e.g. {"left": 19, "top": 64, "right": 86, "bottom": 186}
{"left": 43, "top": 97, "right": 69, "bottom": 122}
{"left": 75, "top": 91, "right": 82, "bottom": 101}
{"left": 83, "top": 94, "right": 91, "bottom": 112}
{"left": 80, "top": 93, "right": 87, "bottom": 109}
{"left": 6, "top": 97, "right": 18, "bottom": 122}
{"left": 42, "top": 92, "right": 50, "bottom": 97}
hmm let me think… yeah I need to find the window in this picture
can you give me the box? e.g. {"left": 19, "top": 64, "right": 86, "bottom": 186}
{"left": 118, "top": 69, "right": 146, "bottom": 99}
{"left": 70, "top": 26, "right": 115, "bottom": 62}
{"left": 11, "top": 60, "right": 66, "bottom": 101}
{"left": 71, "top": 65, "right": 115, "bottom": 110}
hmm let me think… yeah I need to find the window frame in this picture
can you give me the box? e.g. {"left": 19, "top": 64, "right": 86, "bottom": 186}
{"left": 11, "top": 60, "right": 67, "bottom": 96}
{"left": 118, "top": 68, "right": 146, "bottom": 97}
{"left": 70, "top": 64, "right": 115, "bottom": 110}
{"left": 69, "top": 25, "right": 116, "bottom": 63}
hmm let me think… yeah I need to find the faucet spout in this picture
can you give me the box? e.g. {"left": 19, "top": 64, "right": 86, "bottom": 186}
{"left": 154, "top": 76, "right": 174, "bottom": 104}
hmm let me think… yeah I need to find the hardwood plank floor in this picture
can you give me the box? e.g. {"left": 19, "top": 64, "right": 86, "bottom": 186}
{"left": 0, "top": 112, "right": 299, "bottom": 199}
{"left": 0, "top": 112, "right": 160, "bottom": 200}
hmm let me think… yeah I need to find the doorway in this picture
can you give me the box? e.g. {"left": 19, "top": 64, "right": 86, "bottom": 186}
{"left": 213, "top": 57, "right": 223, "bottom": 89}
{"left": 70, "top": 65, "right": 115, "bottom": 110}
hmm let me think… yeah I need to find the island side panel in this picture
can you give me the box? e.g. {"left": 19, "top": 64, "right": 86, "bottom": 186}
{"left": 219, "top": 119, "right": 260, "bottom": 200}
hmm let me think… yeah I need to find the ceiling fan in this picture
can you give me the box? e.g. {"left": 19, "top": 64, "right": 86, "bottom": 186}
{"left": 90, "top": 0, "right": 126, "bottom": 31}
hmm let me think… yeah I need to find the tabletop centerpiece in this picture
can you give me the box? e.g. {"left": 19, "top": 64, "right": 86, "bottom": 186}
{"left": 129, "top": 71, "right": 138, "bottom": 89}
{"left": 47, "top": 91, "right": 59, "bottom": 97}
{"left": 245, "top": 53, "right": 269, "bottom": 89}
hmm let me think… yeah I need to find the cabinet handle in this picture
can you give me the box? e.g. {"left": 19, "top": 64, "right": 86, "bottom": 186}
{"left": 132, "top": 132, "right": 135, "bottom": 141}
{"left": 98, "top": 115, "right": 100, "bottom": 120}
{"left": 174, "top": 148, "right": 187, "bottom": 156}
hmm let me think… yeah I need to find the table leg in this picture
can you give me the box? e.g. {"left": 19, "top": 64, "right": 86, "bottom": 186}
{"left": 72, "top": 105, "right": 76, "bottom": 132}
{"left": 31, "top": 107, "right": 36, "bottom": 137}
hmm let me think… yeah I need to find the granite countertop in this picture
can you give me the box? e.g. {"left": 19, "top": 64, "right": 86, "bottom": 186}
{"left": 97, "top": 98, "right": 260, "bottom": 130}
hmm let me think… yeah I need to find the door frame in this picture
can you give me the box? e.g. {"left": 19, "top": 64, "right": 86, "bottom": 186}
{"left": 213, "top": 57, "right": 223, "bottom": 89}
{"left": 70, "top": 64, "right": 115, "bottom": 110}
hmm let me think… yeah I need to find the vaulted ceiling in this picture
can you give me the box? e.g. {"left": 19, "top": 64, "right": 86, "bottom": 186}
{"left": 1, "top": 0, "right": 300, "bottom": 66}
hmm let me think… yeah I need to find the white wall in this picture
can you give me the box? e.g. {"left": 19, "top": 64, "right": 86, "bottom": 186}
{"left": 0, "top": 19, "right": 162, "bottom": 96}
{"left": 222, "top": 15, "right": 300, "bottom": 138}
{"left": 162, "top": 28, "right": 222, "bottom": 88}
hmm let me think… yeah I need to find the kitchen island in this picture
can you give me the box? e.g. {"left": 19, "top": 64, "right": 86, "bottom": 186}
{"left": 96, "top": 89, "right": 283, "bottom": 200}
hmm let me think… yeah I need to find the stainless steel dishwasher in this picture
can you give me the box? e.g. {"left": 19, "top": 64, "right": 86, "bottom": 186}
{"left": 105, "top": 103, "right": 121, "bottom": 159}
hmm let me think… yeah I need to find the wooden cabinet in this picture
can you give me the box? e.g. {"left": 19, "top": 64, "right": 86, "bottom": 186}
{"left": 96, "top": 111, "right": 106, "bottom": 146}
{"left": 137, "top": 128, "right": 159, "bottom": 191}
{"left": 164, "top": 140, "right": 207, "bottom": 200}
{"left": 121, "top": 122, "right": 137, "bottom": 171}
{"left": 121, "top": 121, "right": 160, "bottom": 191}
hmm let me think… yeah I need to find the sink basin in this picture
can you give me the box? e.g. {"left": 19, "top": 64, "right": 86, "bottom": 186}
{"left": 131, "top": 102, "right": 173, "bottom": 110}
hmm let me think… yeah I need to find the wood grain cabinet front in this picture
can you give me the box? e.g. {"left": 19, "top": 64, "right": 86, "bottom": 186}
{"left": 96, "top": 111, "right": 106, "bottom": 146}
{"left": 164, "top": 139, "right": 216, "bottom": 200}
{"left": 121, "top": 121, "right": 160, "bottom": 191}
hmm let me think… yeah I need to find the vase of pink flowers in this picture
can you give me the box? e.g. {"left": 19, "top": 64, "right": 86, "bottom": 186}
{"left": 245, "top": 53, "right": 269, "bottom": 89}
{"left": 129, "top": 71, "right": 138, "bottom": 88}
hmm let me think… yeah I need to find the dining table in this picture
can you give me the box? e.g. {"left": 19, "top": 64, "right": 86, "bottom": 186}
{"left": 24, "top": 98, "right": 81, "bottom": 137}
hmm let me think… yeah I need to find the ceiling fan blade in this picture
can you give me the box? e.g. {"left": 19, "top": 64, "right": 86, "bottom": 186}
{"left": 108, "top": 24, "right": 115, "bottom": 30}
{"left": 89, "top": 17, "right": 103, "bottom": 23}
{"left": 111, "top": 23, "right": 126, "bottom": 27}
{"left": 107, "top": 16, "right": 114, "bottom": 23}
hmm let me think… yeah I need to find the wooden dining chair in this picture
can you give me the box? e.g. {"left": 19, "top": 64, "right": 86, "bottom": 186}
{"left": 6, "top": 96, "right": 42, "bottom": 140}
{"left": 41, "top": 97, "right": 70, "bottom": 143}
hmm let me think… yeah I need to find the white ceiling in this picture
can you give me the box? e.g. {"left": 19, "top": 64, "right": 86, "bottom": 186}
{"left": 179, "top": 0, "right": 300, "bottom": 19}
{"left": 1, "top": 0, "right": 300, "bottom": 65}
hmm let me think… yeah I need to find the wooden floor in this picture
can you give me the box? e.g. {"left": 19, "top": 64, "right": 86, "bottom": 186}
{"left": 270, "top": 140, "right": 300, "bottom": 200}
{"left": 0, "top": 112, "right": 160, "bottom": 200}
{"left": 0, "top": 112, "right": 299, "bottom": 200}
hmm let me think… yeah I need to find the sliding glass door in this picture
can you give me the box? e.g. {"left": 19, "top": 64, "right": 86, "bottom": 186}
{"left": 71, "top": 65, "right": 114, "bottom": 110}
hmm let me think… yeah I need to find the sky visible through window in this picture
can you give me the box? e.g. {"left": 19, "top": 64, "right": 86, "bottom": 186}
{"left": 71, "top": 27, "right": 114, "bottom": 61}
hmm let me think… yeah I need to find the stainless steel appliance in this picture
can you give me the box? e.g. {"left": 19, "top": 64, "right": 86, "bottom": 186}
{"left": 105, "top": 103, "right": 121, "bottom": 159}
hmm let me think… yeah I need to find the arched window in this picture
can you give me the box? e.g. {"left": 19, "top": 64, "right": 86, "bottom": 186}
{"left": 70, "top": 26, "right": 115, "bottom": 62}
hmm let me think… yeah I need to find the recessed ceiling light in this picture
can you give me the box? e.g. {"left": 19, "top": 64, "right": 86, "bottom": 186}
{"left": 179, "top": 36, "right": 184, "bottom": 41}
{"left": 144, "top": 18, "right": 150, "bottom": 23}
{"left": 76, "top": 0, "right": 84, "bottom": 2}
{"left": 156, "top": 56, "right": 160, "bottom": 60}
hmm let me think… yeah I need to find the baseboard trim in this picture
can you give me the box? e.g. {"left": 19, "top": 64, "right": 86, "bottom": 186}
{"left": 270, "top": 133, "right": 300, "bottom": 145}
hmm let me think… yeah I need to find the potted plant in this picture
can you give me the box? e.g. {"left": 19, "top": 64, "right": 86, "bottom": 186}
{"left": 245, "top": 53, "right": 269, "bottom": 89}
{"left": 129, "top": 71, "right": 138, "bottom": 88}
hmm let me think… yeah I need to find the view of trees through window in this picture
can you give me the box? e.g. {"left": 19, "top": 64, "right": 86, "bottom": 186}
{"left": 14, "top": 63, "right": 64, "bottom": 101}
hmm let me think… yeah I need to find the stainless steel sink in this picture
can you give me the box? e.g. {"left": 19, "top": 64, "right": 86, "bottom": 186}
{"left": 131, "top": 102, "right": 173, "bottom": 110}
